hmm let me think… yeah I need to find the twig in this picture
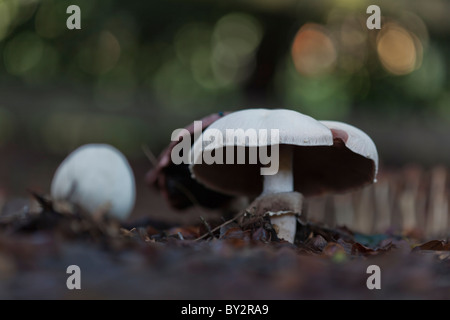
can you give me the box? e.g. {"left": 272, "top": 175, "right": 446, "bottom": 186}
{"left": 194, "top": 211, "right": 247, "bottom": 241}
{"left": 199, "top": 216, "right": 214, "bottom": 239}
{"left": 141, "top": 144, "right": 158, "bottom": 167}
{"left": 172, "top": 181, "right": 210, "bottom": 217}
{"left": 28, "top": 189, "right": 54, "bottom": 212}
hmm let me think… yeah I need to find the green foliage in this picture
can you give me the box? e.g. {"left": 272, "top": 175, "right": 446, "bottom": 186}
{"left": 0, "top": 0, "right": 449, "bottom": 156}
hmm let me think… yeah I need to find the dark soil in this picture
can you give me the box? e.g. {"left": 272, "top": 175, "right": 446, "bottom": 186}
{"left": 0, "top": 193, "right": 448, "bottom": 300}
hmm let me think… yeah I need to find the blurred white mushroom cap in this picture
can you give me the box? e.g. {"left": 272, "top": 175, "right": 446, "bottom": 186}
{"left": 50, "top": 144, "right": 136, "bottom": 220}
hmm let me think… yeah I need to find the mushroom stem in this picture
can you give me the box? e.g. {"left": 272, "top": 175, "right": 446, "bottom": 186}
{"left": 262, "top": 145, "right": 294, "bottom": 194}
{"left": 270, "top": 214, "right": 297, "bottom": 243}
{"left": 262, "top": 145, "right": 299, "bottom": 243}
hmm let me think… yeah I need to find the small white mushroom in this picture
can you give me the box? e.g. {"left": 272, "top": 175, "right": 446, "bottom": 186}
{"left": 51, "top": 144, "right": 136, "bottom": 220}
{"left": 189, "top": 108, "right": 379, "bottom": 243}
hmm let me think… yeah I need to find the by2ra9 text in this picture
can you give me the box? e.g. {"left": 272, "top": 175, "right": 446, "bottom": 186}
{"left": 226, "top": 305, "right": 269, "bottom": 315}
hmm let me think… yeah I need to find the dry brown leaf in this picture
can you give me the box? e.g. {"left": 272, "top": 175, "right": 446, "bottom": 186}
{"left": 414, "top": 240, "right": 450, "bottom": 251}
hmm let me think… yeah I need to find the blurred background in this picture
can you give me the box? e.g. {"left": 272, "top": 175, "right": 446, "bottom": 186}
{"left": 0, "top": 0, "right": 448, "bottom": 237}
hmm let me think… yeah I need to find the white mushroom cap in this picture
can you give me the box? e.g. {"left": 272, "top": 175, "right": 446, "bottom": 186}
{"left": 189, "top": 108, "right": 378, "bottom": 197}
{"left": 191, "top": 108, "right": 333, "bottom": 150}
{"left": 51, "top": 144, "right": 136, "bottom": 220}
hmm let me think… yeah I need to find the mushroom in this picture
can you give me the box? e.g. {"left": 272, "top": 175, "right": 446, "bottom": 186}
{"left": 189, "top": 108, "right": 378, "bottom": 243}
{"left": 51, "top": 144, "right": 136, "bottom": 220}
{"left": 146, "top": 112, "right": 234, "bottom": 210}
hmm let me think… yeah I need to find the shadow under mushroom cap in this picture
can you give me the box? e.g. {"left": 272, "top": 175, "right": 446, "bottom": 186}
{"left": 190, "top": 141, "right": 377, "bottom": 197}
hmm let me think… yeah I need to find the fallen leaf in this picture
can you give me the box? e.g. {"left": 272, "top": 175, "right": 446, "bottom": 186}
{"left": 251, "top": 227, "right": 270, "bottom": 242}
{"left": 414, "top": 240, "right": 450, "bottom": 251}
{"left": 351, "top": 241, "right": 394, "bottom": 256}
{"left": 220, "top": 227, "right": 250, "bottom": 241}
{"left": 166, "top": 226, "right": 201, "bottom": 240}
{"left": 307, "top": 234, "right": 328, "bottom": 252}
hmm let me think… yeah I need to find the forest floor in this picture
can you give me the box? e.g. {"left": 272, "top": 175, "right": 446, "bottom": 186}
{"left": 0, "top": 192, "right": 448, "bottom": 300}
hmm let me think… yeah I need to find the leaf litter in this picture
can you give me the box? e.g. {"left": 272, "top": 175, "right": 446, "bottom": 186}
{"left": 0, "top": 192, "right": 448, "bottom": 299}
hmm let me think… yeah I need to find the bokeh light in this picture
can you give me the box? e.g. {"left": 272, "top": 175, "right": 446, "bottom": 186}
{"left": 402, "top": 45, "right": 446, "bottom": 100}
{"left": 397, "top": 11, "right": 429, "bottom": 48}
{"left": 22, "top": 43, "right": 60, "bottom": 83}
{"left": 152, "top": 56, "right": 217, "bottom": 114}
{"left": 291, "top": 23, "right": 337, "bottom": 77}
{"left": 77, "top": 30, "right": 121, "bottom": 75}
{"left": 0, "top": 0, "right": 12, "bottom": 41}
{"left": 338, "top": 15, "right": 368, "bottom": 73}
{"left": 34, "top": 0, "right": 67, "bottom": 39}
{"left": 3, "top": 31, "right": 44, "bottom": 76}
{"left": 276, "top": 57, "right": 350, "bottom": 119}
{"left": 151, "top": 12, "right": 262, "bottom": 114}
{"left": 376, "top": 23, "right": 422, "bottom": 76}
{"left": 175, "top": 22, "right": 212, "bottom": 66}
{"left": 0, "top": 0, "right": 447, "bottom": 167}
{"left": 211, "top": 12, "right": 263, "bottom": 85}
